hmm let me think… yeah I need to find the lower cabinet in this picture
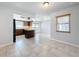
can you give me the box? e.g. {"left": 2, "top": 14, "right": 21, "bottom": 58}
{"left": 16, "top": 29, "right": 24, "bottom": 36}
{"left": 24, "top": 30, "right": 35, "bottom": 38}
{"left": 16, "top": 29, "right": 35, "bottom": 39}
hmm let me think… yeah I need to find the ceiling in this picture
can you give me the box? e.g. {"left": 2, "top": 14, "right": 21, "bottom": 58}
{"left": 0, "top": 2, "right": 79, "bottom": 16}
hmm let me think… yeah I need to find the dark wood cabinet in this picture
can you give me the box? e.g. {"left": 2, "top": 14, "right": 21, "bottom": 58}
{"left": 24, "top": 30, "right": 35, "bottom": 38}
{"left": 16, "top": 29, "right": 35, "bottom": 39}
{"left": 16, "top": 29, "right": 24, "bottom": 36}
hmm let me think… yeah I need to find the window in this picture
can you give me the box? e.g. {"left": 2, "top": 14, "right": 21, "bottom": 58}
{"left": 32, "top": 22, "right": 41, "bottom": 33}
{"left": 16, "top": 21, "right": 24, "bottom": 29}
{"left": 32, "top": 22, "right": 40, "bottom": 28}
{"left": 56, "top": 14, "right": 71, "bottom": 33}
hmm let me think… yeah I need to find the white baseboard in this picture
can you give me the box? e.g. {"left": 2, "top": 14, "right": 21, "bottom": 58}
{"left": 51, "top": 38, "right": 79, "bottom": 48}
{"left": 0, "top": 42, "right": 13, "bottom": 48}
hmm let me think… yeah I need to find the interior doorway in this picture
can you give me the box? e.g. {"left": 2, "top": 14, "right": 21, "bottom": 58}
{"left": 13, "top": 13, "right": 26, "bottom": 43}
{"left": 13, "top": 19, "right": 26, "bottom": 43}
{"left": 13, "top": 13, "right": 42, "bottom": 43}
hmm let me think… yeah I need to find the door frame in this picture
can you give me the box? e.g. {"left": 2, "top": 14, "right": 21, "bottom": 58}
{"left": 13, "top": 19, "right": 16, "bottom": 43}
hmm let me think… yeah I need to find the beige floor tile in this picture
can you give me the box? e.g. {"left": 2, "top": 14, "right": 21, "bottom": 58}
{"left": 0, "top": 34, "right": 79, "bottom": 57}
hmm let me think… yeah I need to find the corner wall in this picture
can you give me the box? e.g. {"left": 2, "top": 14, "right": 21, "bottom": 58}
{"left": 51, "top": 5, "right": 79, "bottom": 45}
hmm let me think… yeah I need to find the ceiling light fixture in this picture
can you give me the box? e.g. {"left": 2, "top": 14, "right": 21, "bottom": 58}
{"left": 42, "top": 2, "right": 49, "bottom": 8}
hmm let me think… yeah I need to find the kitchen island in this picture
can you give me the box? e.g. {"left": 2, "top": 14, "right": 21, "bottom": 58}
{"left": 24, "top": 29, "right": 35, "bottom": 38}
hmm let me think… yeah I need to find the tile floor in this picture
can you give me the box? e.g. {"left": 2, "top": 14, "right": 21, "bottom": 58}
{"left": 0, "top": 33, "right": 79, "bottom": 57}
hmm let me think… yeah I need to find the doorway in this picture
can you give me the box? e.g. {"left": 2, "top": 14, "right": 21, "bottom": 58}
{"left": 13, "top": 19, "right": 25, "bottom": 43}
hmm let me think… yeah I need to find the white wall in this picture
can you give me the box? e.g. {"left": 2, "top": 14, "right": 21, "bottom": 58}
{"left": 77, "top": 5, "right": 79, "bottom": 42}
{"left": 40, "top": 16, "right": 51, "bottom": 38}
{"left": 41, "top": 21, "right": 51, "bottom": 34}
{"left": 0, "top": 7, "right": 31, "bottom": 46}
{"left": 40, "top": 21, "right": 51, "bottom": 38}
{"left": 51, "top": 5, "right": 79, "bottom": 45}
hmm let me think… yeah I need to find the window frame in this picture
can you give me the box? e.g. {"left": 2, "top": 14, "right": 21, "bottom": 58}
{"left": 56, "top": 14, "right": 71, "bottom": 33}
